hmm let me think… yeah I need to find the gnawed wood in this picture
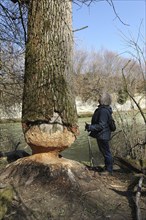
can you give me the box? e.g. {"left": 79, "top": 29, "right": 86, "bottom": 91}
{"left": 23, "top": 122, "right": 76, "bottom": 154}
{"left": 0, "top": 155, "right": 89, "bottom": 188}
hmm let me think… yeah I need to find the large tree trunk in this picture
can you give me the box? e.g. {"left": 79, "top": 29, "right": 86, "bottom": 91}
{"left": 22, "top": 0, "right": 78, "bottom": 155}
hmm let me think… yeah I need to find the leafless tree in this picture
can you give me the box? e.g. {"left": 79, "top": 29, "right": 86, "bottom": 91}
{"left": 0, "top": 1, "right": 27, "bottom": 119}
{"left": 113, "top": 24, "right": 146, "bottom": 161}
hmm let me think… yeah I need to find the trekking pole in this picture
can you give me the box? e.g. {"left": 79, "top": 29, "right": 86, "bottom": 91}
{"left": 87, "top": 133, "right": 96, "bottom": 168}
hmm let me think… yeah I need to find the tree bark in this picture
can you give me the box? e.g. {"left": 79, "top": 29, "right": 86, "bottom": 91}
{"left": 22, "top": 0, "right": 78, "bottom": 155}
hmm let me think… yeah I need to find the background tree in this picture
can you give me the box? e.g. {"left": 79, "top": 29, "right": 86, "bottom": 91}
{"left": 0, "top": 1, "right": 26, "bottom": 119}
{"left": 0, "top": 43, "right": 23, "bottom": 119}
{"left": 73, "top": 48, "right": 143, "bottom": 101}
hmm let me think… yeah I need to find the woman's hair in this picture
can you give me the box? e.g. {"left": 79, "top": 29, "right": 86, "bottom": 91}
{"left": 98, "top": 92, "right": 112, "bottom": 105}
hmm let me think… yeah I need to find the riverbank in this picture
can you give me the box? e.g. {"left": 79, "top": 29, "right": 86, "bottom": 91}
{"left": 76, "top": 95, "right": 146, "bottom": 116}
{"left": 0, "top": 95, "right": 145, "bottom": 122}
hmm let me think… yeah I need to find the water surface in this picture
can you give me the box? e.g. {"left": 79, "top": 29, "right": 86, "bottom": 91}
{"left": 0, "top": 118, "right": 103, "bottom": 165}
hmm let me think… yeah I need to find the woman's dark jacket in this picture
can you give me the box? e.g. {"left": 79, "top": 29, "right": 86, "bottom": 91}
{"left": 89, "top": 105, "right": 113, "bottom": 141}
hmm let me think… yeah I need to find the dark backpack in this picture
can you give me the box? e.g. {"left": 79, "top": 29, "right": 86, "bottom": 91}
{"left": 108, "top": 117, "right": 116, "bottom": 132}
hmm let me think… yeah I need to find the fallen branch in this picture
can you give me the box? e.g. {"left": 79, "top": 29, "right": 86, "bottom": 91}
{"left": 136, "top": 176, "right": 144, "bottom": 220}
{"left": 114, "top": 157, "right": 142, "bottom": 174}
{"left": 0, "top": 150, "right": 30, "bottom": 163}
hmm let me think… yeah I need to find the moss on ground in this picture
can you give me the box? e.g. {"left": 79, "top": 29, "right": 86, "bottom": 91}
{"left": 0, "top": 187, "right": 14, "bottom": 219}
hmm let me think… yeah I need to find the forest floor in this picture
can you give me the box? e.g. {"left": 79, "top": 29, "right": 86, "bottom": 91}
{"left": 0, "top": 155, "right": 146, "bottom": 220}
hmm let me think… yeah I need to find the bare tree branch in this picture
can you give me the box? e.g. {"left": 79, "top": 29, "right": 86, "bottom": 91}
{"left": 17, "top": 0, "right": 27, "bottom": 43}
{"left": 122, "top": 60, "right": 146, "bottom": 124}
{"left": 107, "top": 0, "right": 129, "bottom": 26}
{"left": 74, "top": 0, "right": 130, "bottom": 25}
{"left": 73, "top": 25, "right": 88, "bottom": 32}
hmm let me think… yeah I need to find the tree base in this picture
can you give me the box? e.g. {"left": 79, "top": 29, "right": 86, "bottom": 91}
{"left": 0, "top": 156, "right": 146, "bottom": 220}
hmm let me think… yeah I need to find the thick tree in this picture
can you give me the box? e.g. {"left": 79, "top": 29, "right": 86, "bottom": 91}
{"left": 20, "top": 0, "right": 78, "bottom": 155}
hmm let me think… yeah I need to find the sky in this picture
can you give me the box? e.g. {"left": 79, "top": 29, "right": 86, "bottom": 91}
{"left": 73, "top": 0, "right": 146, "bottom": 57}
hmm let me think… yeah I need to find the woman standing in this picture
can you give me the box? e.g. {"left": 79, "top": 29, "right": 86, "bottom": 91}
{"left": 85, "top": 92, "right": 114, "bottom": 176}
